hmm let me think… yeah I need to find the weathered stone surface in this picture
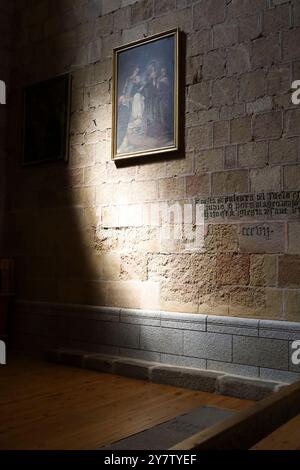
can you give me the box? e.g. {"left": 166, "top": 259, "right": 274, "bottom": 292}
{"left": 207, "top": 315, "right": 259, "bottom": 337}
{"left": 114, "top": 358, "right": 154, "bottom": 380}
{"left": 207, "top": 360, "right": 259, "bottom": 378}
{"left": 198, "top": 289, "right": 230, "bottom": 316}
{"left": 224, "top": 145, "right": 237, "bottom": 169}
{"left": 263, "top": 4, "right": 290, "bottom": 35}
{"left": 120, "top": 254, "right": 148, "bottom": 281}
{"left": 267, "top": 64, "right": 290, "bottom": 95}
{"left": 158, "top": 177, "right": 185, "bottom": 201}
{"left": 213, "top": 21, "right": 238, "bottom": 48}
{"left": 160, "top": 282, "right": 199, "bottom": 314}
{"left": 203, "top": 50, "right": 226, "bottom": 79}
{"left": 283, "top": 165, "right": 300, "bottom": 190}
{"left": 288, "top": 222, "right": 300, "bottom": 255}
{"left": 229, "top": 286, "right": 265, "bottom": 317}
{"left": 227, "top": 44, "right": 251, "bottom": 75}
{"left": 216, "top": 375, "right": 278, "bottom": 401}
{"left": 148, "top": 7, "right": 193, "bottom": 34}
{"left": 250, "top": 255, "right": 277, "bottom": 287}
{"left": 186, "top": 174, "right": 209, "bottom": 198}
{"left": 250, "top": 166, "right": 281, "bottom": 192}
{"left": 230, "top": 117, "right": 252, "bottom": 144}
{"left": 239, "top": 223, "right": 285, "bottom": 254}
{"left": 279, "top": 255, "right": 300, "bottom": 288}
{"left": 204, "top": 224, "right": 239, "bottom": 253}
{"left": 119, "top": 347, "right": 160, "bottom": 362}
{"left": 193, "top": 0, "right": 226, "bottom": 28}
{"left": 233, "top": 336, "right": 289, "bottom": 370}
{"left": 269, "top": 138, "right": 298, "bottom": 164}
{"left": 195, "top": 148, "right": 224, "bottom": 173}
{"left": 282, "top": 28, "right": 300, "bottom": 60}
{"left": 150, "top": 365, "right": 221, "bottom": 392}
{"left": 120, "top": 308, "right": 160, "bottom": 326}
{"left": 187, "top": 124, "right": 213, "bottom": 150}
{"left": 259, "top": 319, "right": 300, "bottom": 341}
{"left": 140, "top": 325, "right": 184, "bottom": 355}
{"left": 212, "top": 170, "right": 249, "bottom": 195}
{"left": 284, "top": 290, "right": 300, "bottom": 322}
{"left": 213, "top": 120, "right": 230, "bottom": 145}
{"left": 160, "top": 312, "right": 206, "bottom": 331}
{"left": 238, "top": 13, "right": 262, "bottom": 42}
{"left": 187, "top": 29, "right": 212, "bottom": 57}
{"left": 253, "top": 111, "right": 283, "bottom": 140}
{"left": 187, "top": 81, "right": 211, "bottom": 112}
{"left": 246, "top": 96, "right": 273, "bottom": 115}
{"left": 259, "top": 368, "right": 300, "bottom": 384}
{"left": 216, "top": 253, "right": 250, "bottom": 286}
{"left": 84, "top": 354, "right": 117, "bottom": 373}
{"left": 238, "top": 142, "right": 267, "bottom": 168}
{"left": 252, "top": 34, "right": 281, "bottom": 68}
{"left": 184, "top": 330, "right": 232, "bottom": 362}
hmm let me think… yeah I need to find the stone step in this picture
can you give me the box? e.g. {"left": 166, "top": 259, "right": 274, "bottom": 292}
{"left": 44, "top": 348, "right": 286, "bottom": 401}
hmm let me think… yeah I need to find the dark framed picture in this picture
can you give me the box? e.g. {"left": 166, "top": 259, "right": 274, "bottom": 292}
{"left": 23, "top": 74, "right": 71, "bottom": 166}
{"left": 112, "top": 28, "right": 180, "bottom": 161}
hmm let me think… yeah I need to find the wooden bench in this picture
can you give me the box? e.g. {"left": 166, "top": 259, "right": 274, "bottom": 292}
{"left": 171, "top": 381, "right": 300, "bottom": 450}
{"left": 251, "top": 413, "right": 300, "bottom": 450}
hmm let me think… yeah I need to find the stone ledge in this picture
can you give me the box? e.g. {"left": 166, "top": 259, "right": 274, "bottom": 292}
{"left": 150, "top": 365, "right": 221, "bottom": 393}
{"left": 115, "top": 358, "right": 157, "bottom": 380}
{"left": 216, "top": 375, "right": 279, "bottom": 401}
{"left": 207, "top": 316, "right": 259, "bottom": 337}
{"left": 45, "top": 348, "right": 284, "bottom": 401}
{"left": 84, "top": 354, "right": 118, "bottom": 373}
{"left": 15, "top": 300, "right": 300, "bottom": 336}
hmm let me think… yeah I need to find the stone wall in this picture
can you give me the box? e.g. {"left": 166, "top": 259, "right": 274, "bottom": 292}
{"left": 0, "top": 1, "right": 14, "bottom": 254}
{"left": 4, "top": 0, "right": 300, "bottom": 321}
{"left": 13, "top": 300, "right": 300, "bottom": 384}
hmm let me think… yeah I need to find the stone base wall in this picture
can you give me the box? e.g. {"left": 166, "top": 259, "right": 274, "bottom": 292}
{"left": 13, "top": 300, "right": 300, "bottom": 384}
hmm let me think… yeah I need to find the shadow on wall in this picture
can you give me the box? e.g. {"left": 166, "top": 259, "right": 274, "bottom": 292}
{"left": 3, "top": 0, "right": 192, "bottom": 355}
{"left": 3, "top": 0, "right": 129, "bottom": 352}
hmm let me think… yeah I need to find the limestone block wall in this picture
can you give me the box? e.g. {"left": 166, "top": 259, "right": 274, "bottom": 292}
{"left": 0, "top": 1, "right": 14, "bottom": 254}
{"left": 4, "top": 0, "right": 300, "bottom": 321}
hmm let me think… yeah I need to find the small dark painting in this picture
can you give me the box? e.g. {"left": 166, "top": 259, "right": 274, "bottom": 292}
{"left": 23, "top": 74, "right": 71, "bottom": 165}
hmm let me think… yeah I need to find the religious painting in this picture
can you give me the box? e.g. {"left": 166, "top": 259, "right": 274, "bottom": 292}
{"left": 23, "top": 74, "right": 71, "bottom": 165}
{"left": 112, "top": 29, "right": 179, "bottom": 160}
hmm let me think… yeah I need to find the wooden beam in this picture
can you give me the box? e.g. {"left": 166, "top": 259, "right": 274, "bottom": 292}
{"left": 171, "top": 381, "right": 300, "bottom": 450}
{"left": 251, "top": 414, "right": 300, "bottom": 450}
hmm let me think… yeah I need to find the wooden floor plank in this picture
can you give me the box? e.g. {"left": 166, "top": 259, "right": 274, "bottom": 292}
{"left": 0, "top": 355, "right": 253, "bottom": 450}
{"left": 251, "top": 414, "right": 300, "bottom": 450}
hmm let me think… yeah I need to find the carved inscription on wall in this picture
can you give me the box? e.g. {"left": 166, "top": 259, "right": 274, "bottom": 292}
{"left": 197, "top": 191, "right": 300, "bottom": 221}
{"left": 238, "top": 222, "right": 285, "bottom": 253}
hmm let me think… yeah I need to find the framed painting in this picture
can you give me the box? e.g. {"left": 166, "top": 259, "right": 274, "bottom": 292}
{"left": 23, "top": 74, "right": 71, "bottom": 166}
{"left": 112, "top": 28, "right": 180, "bottom": 161}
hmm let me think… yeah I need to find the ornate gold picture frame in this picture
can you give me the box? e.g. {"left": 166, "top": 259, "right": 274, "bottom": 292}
{"left": 112, "top": 29, "right": 180, "bottom": 161}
